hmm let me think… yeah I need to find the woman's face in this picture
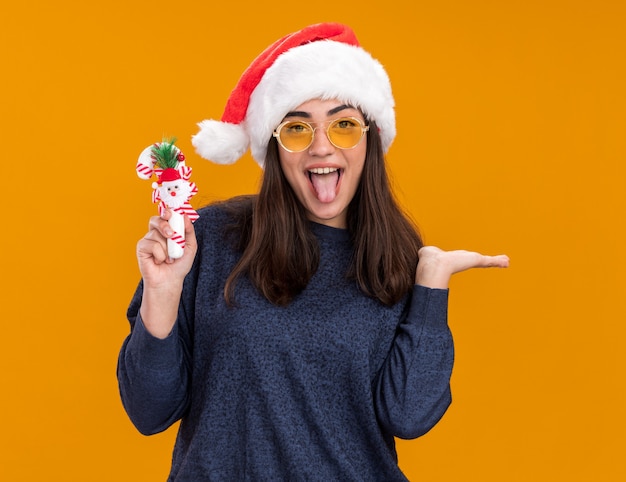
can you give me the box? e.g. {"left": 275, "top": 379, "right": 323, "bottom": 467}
{"left": 276, "top": 99, "right": 367, "bottom": 229}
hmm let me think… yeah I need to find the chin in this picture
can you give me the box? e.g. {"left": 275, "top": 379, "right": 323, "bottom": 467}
{"left": 307, "top": 206, "right": 347, "bottom": 228}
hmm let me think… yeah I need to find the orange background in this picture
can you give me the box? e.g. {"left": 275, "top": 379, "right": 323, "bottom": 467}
{"left": 1, "top": 0, "right": 624, "bottom": 480}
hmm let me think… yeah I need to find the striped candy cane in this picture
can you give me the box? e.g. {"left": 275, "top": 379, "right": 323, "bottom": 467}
{"left": 166, "top": 209, "right": 185, "bottom": 259}
{"left": 137, "top": 140, "right": 198, "bottom": 259}
{"left": 136, "top": 145, "right": 158, "bottom": 179}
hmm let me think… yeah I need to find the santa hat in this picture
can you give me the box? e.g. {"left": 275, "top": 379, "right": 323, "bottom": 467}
{"left": 191, "top": 22, "right": 395, "bottom": 167}
{"left": 156, "top": 168, "right": 181, "bottom": 185}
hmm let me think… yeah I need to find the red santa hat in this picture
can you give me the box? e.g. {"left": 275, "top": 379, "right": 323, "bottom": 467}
{"left": 156, "top": 168, "right": 181, "bottom": 185}
{"left": 191, "top": 22, "right": 396, "bottom": 167}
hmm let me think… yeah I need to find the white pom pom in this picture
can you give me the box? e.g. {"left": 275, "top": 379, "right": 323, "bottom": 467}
{"left": 191, "top": 120, "right": 249, "bottom": 165}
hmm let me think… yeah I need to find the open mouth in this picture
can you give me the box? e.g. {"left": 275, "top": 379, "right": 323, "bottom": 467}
{"left": 307, "top": 167, "right": 342, "bottom": 203}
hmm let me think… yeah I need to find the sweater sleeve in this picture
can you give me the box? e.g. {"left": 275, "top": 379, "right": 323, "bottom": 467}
{"left": 373, "top": 285, "right": 454, "bottom": 439}
{"left": 116, "top": 281, "right": 192, "bottom": 435}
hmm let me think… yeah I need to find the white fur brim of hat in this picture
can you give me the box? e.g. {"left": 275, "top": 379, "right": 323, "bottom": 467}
{"left": 192, "top": 40, "right": 395, "bottom": 167}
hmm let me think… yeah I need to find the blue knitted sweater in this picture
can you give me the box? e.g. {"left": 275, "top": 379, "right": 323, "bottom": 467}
{"left": 117, "top": 203, "right": 454, "bottom": 481}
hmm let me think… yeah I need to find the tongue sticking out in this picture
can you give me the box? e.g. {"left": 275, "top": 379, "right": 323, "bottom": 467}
{"left": 310, "top": 171, "right": 339, "bottom": 203}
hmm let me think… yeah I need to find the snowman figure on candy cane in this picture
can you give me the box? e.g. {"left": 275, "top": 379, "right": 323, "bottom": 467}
{"left": 136, "top": 138, "right": 199, "bottom": 259}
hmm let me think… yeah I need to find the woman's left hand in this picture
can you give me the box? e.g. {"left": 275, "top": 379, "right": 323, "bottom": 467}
{"left": 415, "top": 246, "right": 509, "bottom": 289}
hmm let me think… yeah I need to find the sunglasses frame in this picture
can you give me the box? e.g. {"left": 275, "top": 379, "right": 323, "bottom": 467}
{"left": 273, "top": 116, "right": 370, "bottom": 152}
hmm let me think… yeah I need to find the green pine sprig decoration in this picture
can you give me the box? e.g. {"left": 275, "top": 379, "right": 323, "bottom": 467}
{"left": 151, "top": 137, "right": 180, "bottom": 170}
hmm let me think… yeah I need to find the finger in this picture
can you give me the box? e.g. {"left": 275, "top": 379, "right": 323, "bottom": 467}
{"left": 148, "top": 212, "right": 175, "bottom": 238}
{"left": 137, "top": 236, "right": 168, "bottom": 265}
{"left": 183, "top": 215, "right": 197, "bottom": 250}
{"left": 478, "top": 254, "right": 510, "bottom": 268}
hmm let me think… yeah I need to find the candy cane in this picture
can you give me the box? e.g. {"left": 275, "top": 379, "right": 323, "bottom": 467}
{"left": 179, "top": 164, "right": 192, "bottom": 180}
{"left": 166, "top": 209, "right": 186, "bottom": 259}
{"left": 174, "top": 203, "right": 199, "bottom": 223}
{"left": 137, "top": 138, "right": 198, "bottom": 260}
{"left": 136, "top": 145, "right": 158, "bottom": 179}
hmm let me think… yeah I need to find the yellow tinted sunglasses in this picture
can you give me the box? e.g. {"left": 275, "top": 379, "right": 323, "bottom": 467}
{"left": 273, "top": 117, "right": 369, "bottom": 152}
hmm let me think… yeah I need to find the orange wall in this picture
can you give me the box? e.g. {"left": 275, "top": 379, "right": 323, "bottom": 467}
{"left": 1, "top": 0, "right": 624, "bottom": 480}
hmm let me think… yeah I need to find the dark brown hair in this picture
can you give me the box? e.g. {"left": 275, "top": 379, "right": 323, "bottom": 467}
{"left": 222, "top": 120, "right": 423, "bottom": 307}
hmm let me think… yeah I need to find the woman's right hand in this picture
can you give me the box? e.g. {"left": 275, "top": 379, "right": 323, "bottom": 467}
{"left": 137, "top": 209, "right": 197, "bottom": 288}
{"left": 136, "top": 209, "right": 198, "bottom": 338}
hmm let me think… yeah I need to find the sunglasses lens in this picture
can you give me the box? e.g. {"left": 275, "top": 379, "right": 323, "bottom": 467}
{"left": 278, "top": 121, "right": 314, "bottom": 151}
{"left": 275, "top": 118, "right": 367, "bottom": 151}
{"left": 328, "top": 118, "right": 365, "bottom": 149}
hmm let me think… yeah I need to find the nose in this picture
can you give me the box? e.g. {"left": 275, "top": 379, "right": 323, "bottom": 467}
{"left": 308, "top": 126, "right": 335, "bottom": 156}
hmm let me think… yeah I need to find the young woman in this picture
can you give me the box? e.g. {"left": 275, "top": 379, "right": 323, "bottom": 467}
{"left": 118, "top": 23, "right": 509, "bottom": 481}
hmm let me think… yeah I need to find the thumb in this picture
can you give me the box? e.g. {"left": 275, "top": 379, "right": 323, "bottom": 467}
{"left": 183, "top": 215, "right": 198, "bottom": 253}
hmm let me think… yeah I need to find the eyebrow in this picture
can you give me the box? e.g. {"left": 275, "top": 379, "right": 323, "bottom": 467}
{"left": 283, "top": 104, "right": 354, "bottom": 119}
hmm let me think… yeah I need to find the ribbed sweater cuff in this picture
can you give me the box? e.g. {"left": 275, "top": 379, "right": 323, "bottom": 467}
{"left": 127, "top": 314, "right": 180, "bottom": 370}
{"left": 410, "top": 285, "right": 449, "bottom": 329}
